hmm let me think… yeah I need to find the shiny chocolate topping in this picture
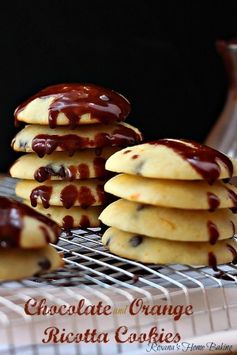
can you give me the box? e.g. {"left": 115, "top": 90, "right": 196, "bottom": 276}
{"left": 207, "top": 192, "right": 220, "bottom": 211}
{"left": 207, "top": 221, "right": 219, "bottom": 245}
{"left": 34, "top": 157, "right": 107, "bottom": 182}
{"left": 15, "top": 83, "right": 131, "bottom": 129}
{"left": 0, "top": 196, "right": 60, "bottom": 247}
{"left": 32, "top": 124, "right": 141, "bottom": 157}
{"left": 208, "top": 252, "right": 218, "bottom": 271}
{"left": 60, "top": 184, "right": 105, "bottom": 209}
{"left": 30, "top": 186, "right": 53, "bottom": 209}
{"left": 149, "top": 139, "right": 233, "bottom": 184}
{"left": 227, "top": 243, "right": 237, "bottom": 264}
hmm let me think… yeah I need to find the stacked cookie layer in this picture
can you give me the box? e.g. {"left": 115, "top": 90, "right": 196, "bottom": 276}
{"left": 0, "top": 197, "right": 63, "bottom": 280}
{"left": 10, "top": 83, "right": 142, "bottom": 229}
{"left": 100, "top": 139, "right": 237, "bottom": 266}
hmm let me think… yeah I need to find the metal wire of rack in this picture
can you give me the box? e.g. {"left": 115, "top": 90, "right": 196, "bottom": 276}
{"left": 0, "top": 176, "right": 237, "bottom": 354}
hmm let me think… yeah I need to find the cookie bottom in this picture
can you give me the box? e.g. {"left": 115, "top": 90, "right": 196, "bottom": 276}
{"left": 0, "top": 245, "right": 63, "bottom": 281}
{"left": 102, "top": 227, "right": 237, "bottom": 266}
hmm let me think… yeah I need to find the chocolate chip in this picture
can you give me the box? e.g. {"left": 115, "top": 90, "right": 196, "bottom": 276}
{"left": 38, "top": 257, "right": 51, "bottom": 270}
{"left": 130, "top": 235, "right": 143, "bottom": 247}
{"left": 132, "top": 154, "right": 139, "bottom": 159}
{"left": 105, "top": 237, "right": 111, "bottom": 247}
{"left": 136, "top": 204, "right": 146, "bottom": 211}
{"left": 19, "top": 140, "right": 27, "bottom": 148}
{"left": 123, "top": 149, "right": 131, "bottom": 154}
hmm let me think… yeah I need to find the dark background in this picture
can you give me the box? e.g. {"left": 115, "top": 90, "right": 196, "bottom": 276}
{"left": 1, "top": 0, "right": 237, "bottom": 172}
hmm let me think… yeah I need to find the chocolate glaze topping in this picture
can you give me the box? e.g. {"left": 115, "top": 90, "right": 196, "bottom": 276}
{"left": 62, "top": 216, "right": 74, "bottom": 229}
{"left": 226, "top": 187, "right": 237, "bottom": 212}
{"left": 227, "top": 243, "right": 237, "bottom": 264}
{"left": 207, "top": 221, "right": 219, "bottom": 245}
{"left": 60, "top": 184, "right": 105, "bottom": 209}
{"left": 0, "top": 196, "right": 60, "bottom": 248}
{"left": 149, "top": 139, "right": 233, "bottom": 184}
{"left": 207, "top": 192, "right": 220, "bottom": 211}
{"left": 31, "top": 125, "right": 141, "bottom": 157}
{"left": 208, "top": 252, "right": 218, "bottom": 271}
{"left": 80, "top": 215, "right": 90, "bottom": 228}
{"left": 30, "top": 186, "right": 53, "bottom": 209}
{"left": 15, "top": 83, "right": 131, "bottom": 129}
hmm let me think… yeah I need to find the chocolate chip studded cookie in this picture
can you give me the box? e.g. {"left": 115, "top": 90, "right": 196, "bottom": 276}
{"left": 99, "top": 199, "right": 237, "bottom": 243}
{"left": 105, "top": 174, "right": 237, "bottom": 210}
{"left": 102, "top": 227, "right": 237, "bottom": 266}
{"left": 0, "top": 245, "right": 64, "bottom": 281}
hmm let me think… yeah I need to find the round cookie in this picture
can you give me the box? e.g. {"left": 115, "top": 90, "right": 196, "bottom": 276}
{"left": 102, "top": 227, "right": 237, "bottom": 266}
{"left": 106, "top": 140, "right": 237, "bottom": 183}
{"left": 0, "top": 197, "right": 60, "bottom": 248}
{"left": 99, "top": 199, "right": 237, "bottom": 243}
{"left": 0, "top": 245, "right": 64, "bottom": 281}
{"left": 26, "top": 202, "right": 102, "bottom": 229}
{"left": 10, "top": 147, "right": 118, "bottom": 182}
{"left": 105, "top": 174, "right": 237, "bottom": 210}
{"left": 11, "top": 122, "right": 142, "bottom": 157}
{"left": 14, "top": 83, "right": 131, "bottom": 128}
{"left": 16, "top": 179, "right": 107, "bottom": 209}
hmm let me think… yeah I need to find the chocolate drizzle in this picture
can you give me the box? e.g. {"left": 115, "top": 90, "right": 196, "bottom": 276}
{"left": 78, "top": 164, "right": 89, "bottom": 180}
{"left": 207, "top": 192, "right": 220, "bottom": 211}
{"left": 207, "top": 221, "right": 219, "bottom": 245}
{"left": 59, "top": 184, "right": 105, "bottom": 209}
{"left": 231, "top": 221, "right": 236, "bottom": 235}
{"left": 227, "top": 243, "right": 237, "bottom": 264}
{"left": 149, "top": 139, "right": 233, "bottom": 184}
{"left": 208, "top": 252, "right": 218, "bottom": 271}
{"left": 0, "top": 197, "right": 60, "bottom": 248}
{"left": 31, "top": 125, "right": 141, "bottom": 157}
{"left": 80, "top": 215, "right": 90, "bottom": 228}
{"left": 30, "top": 186, "right": 53, "bottom": 208}
{"left": 34, "top": 158, "right": 107, "bottom": 182}
{"left": 15, "top": 83, "right": 131, "bottom": 129}
{"left": 93, "top": 157, "right": 106, "bottom": 177}
{"left": 226, "top": 187, "right": 237, "bottom": 212}
{"left": 62, "top": 215, "right": 74, "bottom": 229}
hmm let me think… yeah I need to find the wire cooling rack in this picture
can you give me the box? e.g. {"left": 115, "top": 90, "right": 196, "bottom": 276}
{"left": 0, "top": 176, "right": 237, "bottom": 355}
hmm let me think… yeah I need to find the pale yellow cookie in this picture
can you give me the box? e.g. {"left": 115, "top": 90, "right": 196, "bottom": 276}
{"left": 102, "top": 227, "right": 237, "bottom": 265}
{"left": 106, "top": 140, "right": 237, "bottom": 181}
{"left": 26, "top": 202, "right": 102, "bottom": 228}
{"left": 16, "top": 179, "right": 106, "bottom": 208}
{"left": 99, "top": 199, "right": 237, "bottom": 242}
{"left": 11, "top": 122, "right": 142, "bottom": 156}
{"left": 0, "top": 197, "right": 60, "bottom": 248}
{"left": 10, "top": 147, "right": 118, "bottom": 182}
{"left": 0, "top": 245, "right": 64, "bottom": 281}
{"left": 105, "top": 174, "right": 237, "bottom": 210}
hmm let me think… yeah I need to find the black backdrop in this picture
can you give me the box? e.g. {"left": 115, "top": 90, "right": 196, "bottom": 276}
{"left": 1, "top": 0, "right": 237, "bottom": 172}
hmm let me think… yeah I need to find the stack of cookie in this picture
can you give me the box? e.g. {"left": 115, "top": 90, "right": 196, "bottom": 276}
{"left": 100, "top": 139, "right": 237, "bottom": 266}
{"left": 0, "top": 196, "right": 63, "bottom": 280}
{"left": 10, "top": 83, "right": 142, "bottom": 229}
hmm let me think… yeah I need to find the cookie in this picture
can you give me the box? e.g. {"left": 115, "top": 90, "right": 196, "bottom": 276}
{"left": 14, "top": 83, "right": 131, "bottom": 128}
{"left": 99, "top": 199, "right": 237, "bottom": 243}
{"left": 10, "top": 147, "right": 118, "bottom": 182}
{"left": 104, "top": 174, "right": 237, "bottom": 210}
{"left": 0, "top": 245, "right": 64, "bottom": 281}
{"left": 16, "top": 179, "right": 107, "bottom": 209}
{"left": 102, "top": 227, "right": 237, "bottom": 266}
{"left": 11, "top": 122, "right": 142, "bottom": 157}
{"left": 0, "top": 197, "right": 60, "bottom": 248}
{"left": 106, "top": 140, "right": 237, "bottom": 184}
{"left": 25, "top": 202, "right": 102, "bottom": 228}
